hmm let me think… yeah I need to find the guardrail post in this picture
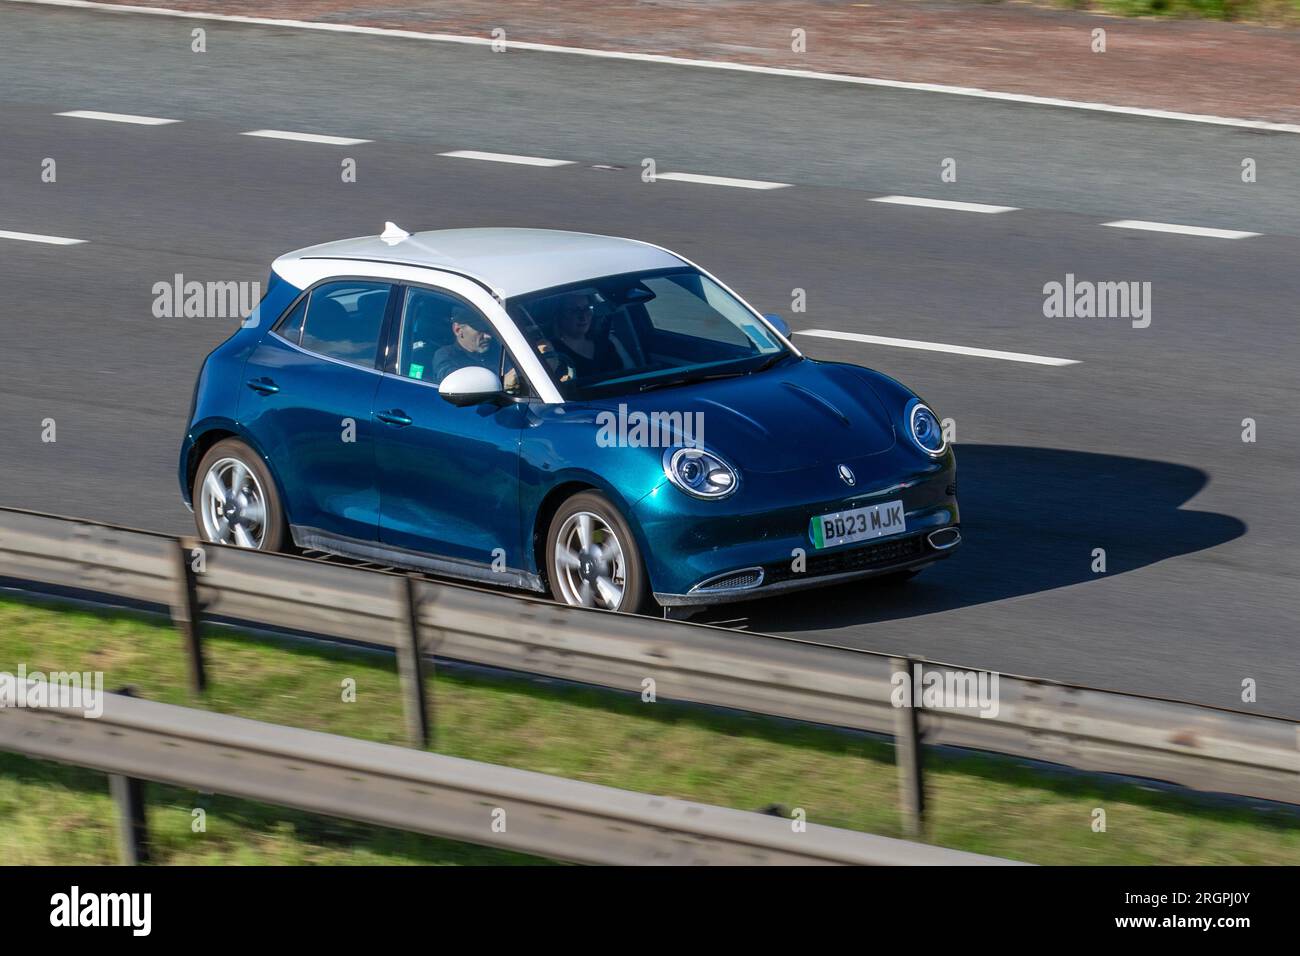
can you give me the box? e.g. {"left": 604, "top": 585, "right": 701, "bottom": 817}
{"left": 108, "top": 773, "right": 150, "bottom": 865}
{"left": 107, "top": 686, "right": 150, "bottom": 865}
{"left": 891, "top": 656, "right": 926, "bottom": 838}
{"left": 395, "top": 573, "right": 432, "bottom": 749}
{"left": 172, "top": 538, "right": 206, "bottom": 693}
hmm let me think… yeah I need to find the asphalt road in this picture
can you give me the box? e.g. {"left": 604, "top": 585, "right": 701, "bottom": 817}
{"left": 1, "top": 5, "right": 1297, "bottom": 716}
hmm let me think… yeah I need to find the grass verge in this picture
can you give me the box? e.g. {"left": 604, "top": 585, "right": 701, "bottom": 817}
{"left": 1040, "top": 0, "right": 1300, "bottom": 24}
{"left": 1, "top": 595, "right": 1296, "bottom": 865}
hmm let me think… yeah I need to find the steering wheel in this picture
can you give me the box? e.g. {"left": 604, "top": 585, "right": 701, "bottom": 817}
{"left": 533, "top": 338, "right": 576, "bottom": 383}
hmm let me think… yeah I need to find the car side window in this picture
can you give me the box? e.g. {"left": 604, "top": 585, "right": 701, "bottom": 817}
{"left": 398, "top": 287, "right": 499, "bottom": 386}
{"left": 299, "top": 281, "right": 391, "bottom": 367}
{"left": 272, "top": 296, "right": 307, "bottom": 345}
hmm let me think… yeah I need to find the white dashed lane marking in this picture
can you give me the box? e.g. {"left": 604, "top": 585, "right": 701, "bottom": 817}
{"left": 0, "top": 229, "right": 87, "bottom": 245}
{"left": 242, "top": 129, "right": 371, "bottom": 146}
{"left": 656, "top": 172, "right": 791, "bottom": 190}
{"left": 796, "top": 329, "right": 1079, "bottom": 367}
{"left": 27, "top": 0, "right": 1300, "bottom": 135}
{"left": 439, "top": 150, "right": 574, "bottom": 167}
{"left": 35, "top": 102, "right": 1276, "bottom": 243}
{"left": 1102, "top": 220, "right": 1260, "bottom": 240}
{"left": 871, "top": 195, "right": 1018, "bottom": 214}
{"left": 56, "top": 109, "right": 179, "bottom": 125}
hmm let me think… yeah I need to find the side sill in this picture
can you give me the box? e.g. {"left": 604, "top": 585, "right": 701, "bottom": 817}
{"left": 291, "top": 525, "right": 546, "bottom": 593}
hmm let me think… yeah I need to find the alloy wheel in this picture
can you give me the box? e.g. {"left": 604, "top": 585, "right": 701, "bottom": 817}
{"left": 199, "top": 456, "right": 268, "bottom": 549}
{"left": 553, "top": 511, "right": 627, "bottom": 610}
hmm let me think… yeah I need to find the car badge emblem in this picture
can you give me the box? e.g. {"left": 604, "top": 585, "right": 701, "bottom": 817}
{"left": 838, "top": 464, "right": 855, "bottom": 486}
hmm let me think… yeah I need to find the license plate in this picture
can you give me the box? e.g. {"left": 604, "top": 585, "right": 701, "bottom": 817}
{"left": 809, "top": 500, "right": 906, "bottom": 549}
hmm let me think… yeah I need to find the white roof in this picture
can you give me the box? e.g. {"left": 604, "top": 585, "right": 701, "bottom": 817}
{"left": 276, "top": 227, "right": 686, "bottom": 298}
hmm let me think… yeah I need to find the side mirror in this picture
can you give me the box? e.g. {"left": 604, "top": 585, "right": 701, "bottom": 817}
{"left": 763, "top": 313, "right": 792, "bottom": 338}
{"left": 438, "top": 365, "right": 505, "bottom": 406}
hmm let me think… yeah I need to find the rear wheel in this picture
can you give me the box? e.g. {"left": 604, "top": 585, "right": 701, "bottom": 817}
{"left": 193, "top": 438, "right": 288, "bottom": 551}
{"left": 545, "top": 491, "right": 651, "bottom": 614}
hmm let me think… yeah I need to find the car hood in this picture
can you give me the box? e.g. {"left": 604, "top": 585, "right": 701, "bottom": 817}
{"left": 583, "top": 359, "right": 897, "bottom": 474}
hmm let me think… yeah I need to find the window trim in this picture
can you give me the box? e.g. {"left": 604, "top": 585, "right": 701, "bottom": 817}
{"left": 385, "top": 280, "right": 538, "bottom": 400}
{"left": 269, "top": 292, "right": 308, "bottom": 346}
{"left": 266, "top": 258, "right": 565, "bottom": 404}
{"left": 503, "top": 266, "right": 788, "bottom": 401}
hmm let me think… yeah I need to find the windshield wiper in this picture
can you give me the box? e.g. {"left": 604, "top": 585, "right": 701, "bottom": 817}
{"left": 636, "top": 353, "right": 791, "bottom": 393}
{"left": 750, "top": 351, "right": 790, "bottom": 373}
{"left": 638, "top": 369, "right": 744, "bottom": 393}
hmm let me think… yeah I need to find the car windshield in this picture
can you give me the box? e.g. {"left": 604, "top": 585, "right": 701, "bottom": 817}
{"left": 504, "top": 267, "right": 789, "bottom": 400}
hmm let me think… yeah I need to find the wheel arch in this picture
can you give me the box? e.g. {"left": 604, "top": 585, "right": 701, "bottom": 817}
{"left": 529, "top": 474, "right": 655, "bottom": 592}
{"left": 186, "top": 421, "right": 293, "bottom": 527}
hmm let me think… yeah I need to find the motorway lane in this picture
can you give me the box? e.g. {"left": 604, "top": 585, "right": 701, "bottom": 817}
{"left": 3, "top": 4, "right": 1300, "bottom": 235}
{"left": 1, "top": 7, "right": 1298, "bottom": 714}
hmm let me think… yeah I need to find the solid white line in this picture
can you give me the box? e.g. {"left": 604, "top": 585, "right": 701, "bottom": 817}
{"left": 1102, "top": 219, "right": 1259, "bottom": 240}
{"left": 17, "top": 0, "right": 1300, "bottom": 135}
{"left": 243, "top": 129, "right": 371, "bottom": 146}
{"left": 796, "top": 329, "right": 1079, "bottom": 367}
{"left": 656, "top": 172, "right": 790, "bottom": 190}
{"left": 439, "top": 149, "right": 574, "bottom": 167}
{"left": 56, "top": 109, "right": 178, "bottom": 125}
{"left": 0, "top": 229, "right": 86, "bottom": 245}
{"left": 872, "top": 195, "right": 1017, "bottom": 214}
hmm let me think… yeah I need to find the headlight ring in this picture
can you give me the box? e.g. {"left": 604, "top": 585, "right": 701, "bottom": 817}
{"left": 662, "top": 446, "right": 740, "bottom": 499}
{"left": 907, "top": 401, "right": 947, "bottom": 456}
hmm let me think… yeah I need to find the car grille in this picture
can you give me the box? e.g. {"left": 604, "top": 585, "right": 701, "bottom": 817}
{"left": 692, "top": 568, "right": 764, "bottom": 592}
{"left": 765, "top": 533, "right": 926, "bottom": 584}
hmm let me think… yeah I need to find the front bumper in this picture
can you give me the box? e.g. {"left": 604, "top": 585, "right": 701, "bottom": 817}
{"left": 635, "top": 447, "right": 959, "bottom": 606}
{"left": 652, "top": 526, "right": 960, "bottom": 606}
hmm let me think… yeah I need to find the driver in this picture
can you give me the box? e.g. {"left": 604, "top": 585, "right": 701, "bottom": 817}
{"left": 432, "top": 306, "right": 500, "bottom": 383}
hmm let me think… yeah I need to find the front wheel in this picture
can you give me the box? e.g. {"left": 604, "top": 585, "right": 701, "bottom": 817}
{"left": 192, "top": 438, "right": 288, "bottom": 551}
{"left": 545, "top": 491, "right": 651, "bottom": 614}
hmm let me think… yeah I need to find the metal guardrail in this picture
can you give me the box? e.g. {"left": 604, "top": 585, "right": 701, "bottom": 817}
{"left": 0, "top": 506, "right": 1297, "bottom": 815}
{"left": 0, "top": 681, "right": 1013, "bottom": 865}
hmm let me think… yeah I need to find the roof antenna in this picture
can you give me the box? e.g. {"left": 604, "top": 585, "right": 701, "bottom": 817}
{"left": 380, "top": 221, "right": 410, "bottom": 245}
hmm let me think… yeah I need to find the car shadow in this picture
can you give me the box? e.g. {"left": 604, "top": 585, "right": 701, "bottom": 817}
{"left": 694, "top": 444, "right": 1246, "bottom": 633}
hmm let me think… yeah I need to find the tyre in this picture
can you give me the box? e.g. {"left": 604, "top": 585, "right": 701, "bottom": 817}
{"left": 545, "top": 491, "right": 651, "bottom": 614}
{"left": 192, "top": 438, "right": 288, "bottom": 551}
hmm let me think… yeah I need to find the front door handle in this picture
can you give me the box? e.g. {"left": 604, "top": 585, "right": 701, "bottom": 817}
{"left": 246, "top": 377, "right": 280, "bottom": 395}
{"left": 376, "top": 409, "right": 413, "bottom": 427}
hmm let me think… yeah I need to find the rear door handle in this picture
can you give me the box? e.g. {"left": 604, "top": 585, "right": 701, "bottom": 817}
{"left": 376, "top": 409, "right": 413, "bottom": 427}
{"left": 246, "top": 377, "right": 280, "bottom": 395}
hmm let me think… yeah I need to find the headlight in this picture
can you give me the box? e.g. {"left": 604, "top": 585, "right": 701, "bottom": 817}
{"left": 663, "top": 447, "right": 739, "bottom": 499}
{"left": 907, "top": 400, "right": 947, "bottom": 456}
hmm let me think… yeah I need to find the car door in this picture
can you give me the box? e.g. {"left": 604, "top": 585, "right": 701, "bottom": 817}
{"left": 372, "top": 284, "right": 527, "bottom": 576}
{"left": 237, "top": 279, "right": 395, "bottom": 544}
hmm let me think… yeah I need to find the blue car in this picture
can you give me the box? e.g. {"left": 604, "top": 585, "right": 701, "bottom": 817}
{"left": 180, "top": 226, "right": 960, "bottom": 614}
